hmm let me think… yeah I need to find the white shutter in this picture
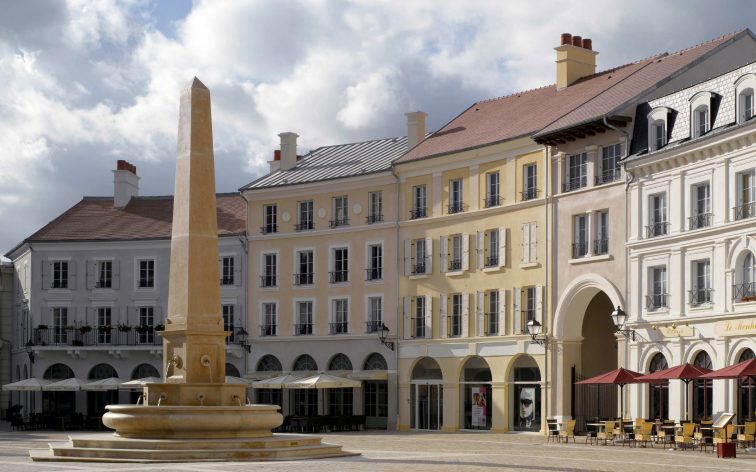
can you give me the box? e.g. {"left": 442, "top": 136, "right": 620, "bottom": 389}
{"left": 440, "top": 236, "right": 448, "bottom": 273}
{"left": 233, "top": 257, "right": 242, "bottom": 286}
{"left": 536, "top": 285, "right": 544, "bottom": 324}
{"left": 529, "top": 223, "right": 537, "bottom": 263}
{"left": 462, "top": 233, "right": 470, "bottom": 271}
{"left": 424, "top": 295, "right": 432, "bottom": 339}
{"left": 476, "top": 291, "right": 485, "bottom": 336}
{"left": 499, "top": 227, "right": 507, "bottom": 268}
{"left": 425, "top": 237, "right": 433, "bottom": 274}
{"left": 461, "top": 293, "right": 469, "bottom": 338}
{"left": 41, "top": 259, "right": 49, "bottom": 290}
{"left": 403, "top": 297, "right": 411, "bottom": 339}
{"left": 498, "top": 288, "right": 507, "bottom": 336}
{"left": 476, "top": 231, "right": 484, "bottom": 269}
{"left": 513, "top": 286, "right": 521, "bottom": 334}
{"left": 521, "top": 224, "right": 530, "bottom": 263}
{"left": 404, "top": 240, "right": 412, "bottom": 276}
{"left": 68, "top": 260, "right": 77, "bottom": 290}
{"left": 111, "top": 260, "right": 120, "bottom": 289}
{"left": 439, "top": 293, "right": 447, "bottom": 338}
{"left": 86, "top": 260, "right": 96, "bottom": 289}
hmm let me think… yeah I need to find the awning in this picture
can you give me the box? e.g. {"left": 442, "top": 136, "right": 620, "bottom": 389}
{"left": 2, "top": 378, "right": 50, "bottom": 391}
{"left": 246, "top": 372, "right": 281, "bottom": 381}
{"left": 225, "top": 376, "right": 252, "bottom": 385}
{"left": 119, "top": 377, "right": 162, "bottom": 389}
{"left": 251, "top": 373, "right": 305, "bottom": 389}
{"left": 284, "top": 373, "right": 361, "bottom": 389}
{"left": 82, "top": 377, "right": 124, "bottom": 391}
{"left": 43, "top": 378, "right": 87, "bottom": 391}
{"left": 349, "top": 370, "right": 389, "bottom": 381}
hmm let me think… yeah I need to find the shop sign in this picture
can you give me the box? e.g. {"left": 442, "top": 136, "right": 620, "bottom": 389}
{"left": 658, "top": 325, "right": 694, "bottom": 337}
{"left": 714, "top": 318, "right": 756, "bottom": 337}
{"left": 471, "top": 386, "right": 487, "bottom": 427}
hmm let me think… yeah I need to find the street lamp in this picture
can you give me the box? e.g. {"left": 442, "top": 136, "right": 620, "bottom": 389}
{"left": 25, "top": 343, "right": 35, "bottom": 363}
{"left": 526, "top": 319, "right": 546, "bottom": 346}
{"left": 378, "top": 323, "right": 395, "bottom": 351}
{"left": 235, "top": 327, "right": 251, "bottom": 353}
{"left": 610, "top": 306, "right": 639, "bottom": 341}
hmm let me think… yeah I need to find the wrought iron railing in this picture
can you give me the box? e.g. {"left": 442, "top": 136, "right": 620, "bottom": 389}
{"left": 365, "top": 320, "right": 382, "bottom": 333}
{"left": 689, "top": 288, "right": 713, "bottom": 306}
{"left": 260, "top": 224, "right": 278, "bottom": 234}
{"left": 448, "top": 202, "right": 465, "bottom": 214}
{"left": 365, "top": 267, "right": 382, "bottom": 281}
{"left": 595, "top": 170, "right": 620, "bottom": 185}
{"left": 260, "top": 275, "right": 277, "bottom": 288}
{"left": 734, "top": 202, "right": 756, "bottom": 221}
{"left": 645, "top": 221, "right": 670, "bottom": 238}
{"left": 734, "top": 282, "right": 756, "bottom": 302}
{"left": 410, "top": 207, "right": 427, "bottom": 219}
{"left": 485, "top": 255, "right": 499, "bottom": 268}
{"left": 294, "top": 221, "right": 313, "bottom": 231}
{"left": 329, "top": 322, "right": 348, "bottom": 335}
{"left": 329, "top": 217, "right": 349, "bottom": 228}
{"left": 689, "top": 212, "right": 712, "bottom": 230}
{"left": 572, "top": 242, "right": 588, "bottom": 258}
{"left": 521, "top": 188, "right": 539, "bottom": 201}
{"left": 366, "top": 214, "right": 383, "bottom": 224}
{"left": 294, "top": 323, "right": 313, "bottom": 336}
{"left": 293, "top": 273, "right": 313, "bottom": 286}
{"left": 329, "top": 270, "right": 349, "bottom": 283}
{"left": 412, "top": 263, "right": 426, "bottom": 275}
{"left": 260, "top": 325, "right": 277, "bottom": 337}
{"left": 484, "top": 195, "right": 502, "bottom": 208}
{"left": 448, "top": 260, "right": 462, "bottom": 271}
{"left": 563, "top": 176, "right": 587, "bottom": 192}
{"left": 593, "top": 238, "right": 608, "bottom": 255}
{"left": 645, "top": 294, "right": 670, "bottom": 310}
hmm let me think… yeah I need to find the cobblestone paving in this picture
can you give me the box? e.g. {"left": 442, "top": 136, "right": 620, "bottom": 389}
{"left": 2, "top": 426, "right": 756, "bottom": 472}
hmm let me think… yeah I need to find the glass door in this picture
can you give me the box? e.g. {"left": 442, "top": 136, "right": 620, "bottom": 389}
{"left": 413, "top": 382, "right": 443, "bottom": 430}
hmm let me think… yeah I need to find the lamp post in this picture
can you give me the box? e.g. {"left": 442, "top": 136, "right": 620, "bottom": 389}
{"left": 526, "top": 319, "right": 550, "bottom": 433}
{"left": 25, "top": 343, "right": 35, "bottom": 364}
{"left": 378, "top": 323, "right": 395, "bottom": 351}
{"left": 610, "top": 306, "right": 641, "bottom": 341}
{"left": 235, "top": 327, "right": 251, "bottom": 353}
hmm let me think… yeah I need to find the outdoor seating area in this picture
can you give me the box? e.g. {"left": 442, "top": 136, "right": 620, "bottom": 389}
{"left": 8, "top": 412, "right": 103, "bottom": 431}
{"left": 276, "top": 415, "right": 366, "bottom": 433}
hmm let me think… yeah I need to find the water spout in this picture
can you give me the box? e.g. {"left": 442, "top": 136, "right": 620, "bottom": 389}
{"left": 136, "top": 394, "right": 143, "bottom": 405}
{"left": 232, "top": 395, "right": 242, "bottom": 407}
{"left": 197, "top": 393, "right": 205, "bottom": 406}
{"left": 157, "top": 393, "right": 167, "bottom": 406}
{"left": 246, "top": 397, "right": 251, "bottom": 405}
{"left": 200, "top": 354, "right": 212, "bottom": 382}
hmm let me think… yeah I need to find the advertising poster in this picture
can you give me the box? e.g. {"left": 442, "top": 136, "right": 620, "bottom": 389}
{"left": 471, "top": 386, "right": 487, "bottom": 427}
{"left": 516, "top": 386, "right": 537, "bottom": 431}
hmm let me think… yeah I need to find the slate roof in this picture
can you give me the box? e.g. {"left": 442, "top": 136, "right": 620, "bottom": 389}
{"left": 241, "top": 136, "right": 410, "bottom": 190}
{"left": 6, "top": 193, "right": 245, "bottom": 255}
{"left": 397, "top": 30, "right": 744, "bottom": 163}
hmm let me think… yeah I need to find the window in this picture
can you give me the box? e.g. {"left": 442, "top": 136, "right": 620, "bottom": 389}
{"left": 485, "top": 172, "right": 501, "bottom": 207}
{"left": 521, "top": 222, "right": 537, "bottom": 263}
{"left": 647, "top": 193, "right": 668, "bottom": 237}
{"left": 736, "top": 253, "right": 756, "bottom": 302}
{"left": 693, "top": 105, "right": 709, "bottom": 138}
{"left": 411, "top": 185, "right": 427, "bottom": 219}
{"left": 96, "top": 260, "right": 112, "bottom": 288}
{"left": 138, "top": 306, "right": 154, "bottom": 344}
{"left": 652, "top": 120, "right": 666, "bottom": 151}
{"left": 53, "top": 307, "right": 68, "bottom": 344}
{"left": 261, "top": 303, "right": 276, "bottom": 336}
{"left": 484, "top": 229, "right": 499, "bottom": 267}
{"left": 412, "top": 297, "right": 425, "bottom": 338}
{"left": 412, "top": 239, "right": 428, "bottom": 275}
{"left": 52, "top": 261, "right": 68, "bottom": 289}
{"left": 367, "top": 191, "right": 383, "bottom": 224}
{"left": 366, "top": 244, "right": 382, "bottom": 281}
{"left": 261, "top": 253, "right": 277, "bottom": 287}
{"left": 262, "top": 204, "right": 277, "bottom": 234}
{"left": 294, "top": 250, "right": 314, "bottom": 286}
{"left": 595, "top": 211, "right": 609, "bottom": 255}
{"left": 523, "top": 287, "right": 536, "bottom": 326}
{"left": 138, "top": 259, "right": 154, "bottom": 288}
{"left": 221, "top": 256, "right": 234, "bottom": 285}
{"left": 736, "top": 170, "right": 756, "bottom": 220}
{"left": 449, "top": 234, "right": 463, "bottom": 271}
{"left": 331, "top": 299, "right": 348, "bottom": 334}
{"left": 522, "top": 164, "right": 537, "bottom": 200}
{"left": 449, "top": 179, "right": 464, "bottom": 213}
{"left": 647, "top": 266, "right": 668, "bottom": 310}
{"left": 222, "top": 304, "right": 235, "bottom": 341}
{"left": 599, "top": 144, "right": 622, "bottom": 184}
{"left": 97, "top": 307, "right": 111, "bottom": 344}
{"left": 564, "top": 153, "right": 587, "bottom": 192}
{"left": 331, "top": 247, "right": 349, "bottom": 283}
{"left": 331, "top": 196, "right": 349, "bottom": 227}
{"left": 690, "top": 183, "right": 711, "bottom": 230}
{"left": 739, "top": 88, "right": 755, "bottom": 123}
{"left": 364, "top": 381, "right": 388, "bottom": 418}
{"left": 572, "top": 214, "right": 588, "bottom": 258}
{"left": 486, "top": 290, "right": 499, "bottom": 336}
{"left": 367, "top": 297, "right": 382, "bottom": 333}
{"left": 296, "top": 200, "right": 313, "bottom": 231}
{"left": 295, "top": 301, "right": 313, "bottom": 335}
{"left": 449, "top": 293, "right": 462, "bottom": 337}
{"left": 690, "top": 260, "right": 711, "bottom": 306}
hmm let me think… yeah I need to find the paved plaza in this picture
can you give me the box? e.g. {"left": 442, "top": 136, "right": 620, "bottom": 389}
{"left": 2, "top": 424, "right": 756, "bottom": 472}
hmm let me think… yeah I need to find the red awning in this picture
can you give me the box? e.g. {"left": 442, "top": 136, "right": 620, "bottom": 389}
{"left": 635, "top": 363, "right": 712, "bottom": 382}
{"left": 575, "top": 368, "right": 643, "bottom": 385}
{"left": 700, "top": 358, "right": 756, "bottom": 380}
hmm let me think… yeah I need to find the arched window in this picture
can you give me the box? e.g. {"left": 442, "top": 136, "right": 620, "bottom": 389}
{"left": 43, "top": 363, "right": 74, "bottom": 380}
{"left": 225, "top": 363, "right": 241, "bottom": 377}
{"left": 363, "top": 353, "right": 388, "bottom": 371}
{"left": 88, "top": 363, "right": 117, "bottom": 380}
{"left": 649, "top": 353, "right": 668, "bottom": 420}
{"left": 328, "top": 354, "right": 352, "bottom": 371}
{"left": 292, "top": 354, "right": 317, "bottom": 372}
{"left": 739, "top": 349, "right": 756, "bottom": 422}
{"left": 131, "top": 363, "right": 159, "bottom": 380}
{"left": 256, "top": 355, "right": 282, "bottom": 372}
{"left": 744, "top": 253, "right": 755, "bottom": 285}
{"left": 693, "top": 351, "right": 713, "bottom": 421}
{"left": 692, "top": 105, "right": 709, "bottom": 138}
{"left": 738, "top": 253, "right": 756, "bottom": 302}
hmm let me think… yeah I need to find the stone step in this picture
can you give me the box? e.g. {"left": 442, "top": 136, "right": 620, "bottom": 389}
{"left": 70, "top": 433, "right": 322, "bottom": 450}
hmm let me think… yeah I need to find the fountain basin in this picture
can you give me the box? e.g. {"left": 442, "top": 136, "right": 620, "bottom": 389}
{"left": 103, "top": 404, "right": 283, "bottom": 439}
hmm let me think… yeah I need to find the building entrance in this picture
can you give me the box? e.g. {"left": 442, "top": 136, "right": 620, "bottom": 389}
{"left": 410, "top": 357, "right": 443, "bottom": 430}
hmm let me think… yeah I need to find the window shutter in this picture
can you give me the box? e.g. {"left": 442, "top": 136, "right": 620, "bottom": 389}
{"left": 233, "top": 257, "right": 242, "bottom": 286}
{"left": 440, "top": 236, "right": 448, "bottom": 273}
{"left": 404, "top": 240, "right": 412, "bottom": 276}
{"left": 462, "top": 233, "right": 470, "bottom": 271}
{"left": 41, "top": 259, "right": 48, "bottom": 290}
{"left": 86, "top": 261, "right": 96, "bottom": 290}
{"left": 111, "top": 260, "right": 120, "bottom": 290}
{"left": 498, "top": 288, "right": 507, "bottom": 336}
{"left": 68, "top": 261, "right": 77, "bottom": 290}
{"left": 476, "top": 291, "right": 485, "bottom": 336}
{"left": 425, "top": 237, "right": 433, "bottom": 274}
{"left": 476, "top": 231, "right": 484, "bottom": 269}
{"left": 439, "top": 293, "right": 447, "bottom": 338}
{"left": 403, "top": 297, "right": 411, "bottom": 339}
{"left": 536, "top": 285, "right": 544, "bottom": 324}
{"left": 521, "top": 224, "right": 530, "bottom": 263}
{"left": 461, "top": 293, "right": 469, "bottom": 338}
{"left": 513, "top": 286, "right": 521, "bottom": 334}
{"left": 529, "top": 223, "right": 537, "bottom": 262}
{"left": 424, "top": 295, "right": 432, "bottom": 339}
{"left": 499, "top": 227, "right": 507, "bottom": 268}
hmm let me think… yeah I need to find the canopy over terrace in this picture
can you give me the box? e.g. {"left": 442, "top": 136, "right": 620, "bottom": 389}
{"left": 43, "top": 378, "right": 87, "bottom": 391}
{"left": 635, "top": 364, "right": 712, "bottom": 421}
{"left": 2, "top": 379, "right": 50, "bottom": 391}
{"left": 576, "top": 368, "right": 643, "bottom": 428}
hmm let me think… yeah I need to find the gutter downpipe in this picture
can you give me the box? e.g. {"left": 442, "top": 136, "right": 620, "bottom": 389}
{"left": 239, "top": 192, "right": 251, "bottom": 378}
{"left": 390, "top": 165, "right": 401, "bottom": 431}
{"left": 544, "top": 144, "right": 551, "bottom": 428}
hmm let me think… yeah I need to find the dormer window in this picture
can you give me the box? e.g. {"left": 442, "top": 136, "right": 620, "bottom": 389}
{"left": 693, "top": 105, "right": 709, "bottom": 138}
{"left": 653, "top": 121, "right": 666, "bottom": 150}
{"left": 647, "top": 106, "right": 671, "bottom": 152}
{"left": 741, "top": 89, "right": 755, "bottom": 123}
{"left": 735, "top": 74, "right": 756, "bottom": 124}
{"left": 689, "top": 91, "right": 714, "bottom": 140}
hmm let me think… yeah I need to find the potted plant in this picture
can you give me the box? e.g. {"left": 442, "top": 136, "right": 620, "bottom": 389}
{"left": 135, "top": 325, "right": 154, "bottom": 334}
{"left": 79, "top": 325, "right": 92, "bottom": 335}
{"left": 37, "top": 324, "right": 48, "bottom": 330}
{"left": 118, "top": 324, "right": 132, "bottom": 332}
{"left": 154, "top": 324, "right": 165, "bottom": 332}
{"left": 98, "top": 324, "right": 112, "bottom": 333}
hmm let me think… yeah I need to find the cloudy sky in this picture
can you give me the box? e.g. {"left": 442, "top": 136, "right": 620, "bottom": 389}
{"left": 1, "top": 0, "right": 754, "bottom": 256}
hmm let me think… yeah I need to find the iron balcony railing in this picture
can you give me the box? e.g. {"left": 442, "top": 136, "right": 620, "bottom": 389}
{"left": 365, "top": 267, "right": 382, "bottom": 281}
{"left": 689, "top": 212, "right": 712, "bottom": 230}
{"left": 260, "top": 325, "right": 276, "bottom": 337}
{"left": 329, "top": 270, "right": 349, "bottom": 284}
{"left": 366, "top": 214, "right": 383, "bottom": 224}
{"left": 94, "top": 280, "right": 112, "bottom": 289}
{"left": 220, "top": 276, "right": 234, "bottom": 285}
{"left": 294, "top": 221, "right": 314, "bottom": 231}
{"left": 410, "top": 207, "right": 427, "bottom": 219}
{"left": 733, "top": 282, "right": 756, "bottom": 302}
{"left": 485, "top": 312, "right": 499, "bottom": 336}
{"left": 563, "top": 176, "right": 587, "bottom": 193}
{"left": 411, "top": 263, "right": 426, "bottom": 275}
{"left": 595, "top": 169, "right": 621, "bottom": 185}
{"left": 734, "top": 202, "right": 756, "bottom": 221}
{"left": 689, "top": 288, "right": 713, "bottom": 306}
{"left": 572, "top": 242, "right": 588, "bottom": 259}
{"left": 521, "top": 188, "right": 539, "bottom": 201}
{"left": 645, "top": 294, "right": 670, "bottom": 310}
{"left": 30, "top": 326, "right": 243, "bottom": 347}
{"left": 448, "top": 202, "right": 465, "bottom": 214}
{"left": 448, "top": 259, "right": 462, "bottom": 271}
{"left": 329, "top": 217, "right": 349, "bottom": 228}
{"left": 365, "top": 320, "right": 382, "bottom": 333}
{"left": 294, "top": 323, "right": 313, "bottom": 336}
{"left": 484, "top": 255, "right": 499, "bottom": 268}
{"left": 260, "top": 275, "right": 277, "bottom": 288}
{"left": 646, "top": 221, "right": 670, "bottom": 238}
{"left": 329, "top": 322, "right": 348, "bottom": 335}
{"left": 260, "top": 224, "right": 278, "bottom": 234}
{"left": 484, "top": 195, "right": 502, "bottom": 208}
{"left": 293, "top": 273, "right": 313, "bottom": 286}
{"left": 593, "top": 238, "right": 608, "bottom": 255}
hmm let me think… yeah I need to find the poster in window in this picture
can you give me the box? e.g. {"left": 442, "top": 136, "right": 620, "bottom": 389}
{"left": 516, "top": 386, "right": 538, "bottom": 431}
{"left": 471, "top": 386, "right": 487, "bottom": 427}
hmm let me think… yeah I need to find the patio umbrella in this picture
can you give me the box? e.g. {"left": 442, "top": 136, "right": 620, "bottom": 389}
{"left": 283, "top": 373, "right": 361, "bottom": 389}
{"left": 635, "top": 363, "right": 712, "bottom": 421}
{"left": 43, "top": 378, "right": 87, "bottom": 391}
{"left": 700, "top": 358, "right": 756, "bottom": 381}
{"left": 118, "top": 377, "right": 162, "bottom": 389}
{"left": 82, "top": 377, "right": 124, "bottom": 391}
{"left": 576, "top": 368, "right": 643, "bottom": 430}
{"left": 251, "top": 373, "right": 305, "bottom": 390}
{"left": 2, "top": 378, "right": 50, "bottom": 391}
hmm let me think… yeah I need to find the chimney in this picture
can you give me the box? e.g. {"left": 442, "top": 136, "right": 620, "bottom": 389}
{"left": 113, "top": 159, "right": 139, "bottom": 208}
{"left": 278, "top": 132, "right": 299, "bottom": 171}
{"left": 555, "top": 33, "right": 598, "bottom": 90}
{"left": 268, "top": 149, "right": 281, "bottom": 173}
{"left": 405, "top": 111, "right": 427, "bottom": 150}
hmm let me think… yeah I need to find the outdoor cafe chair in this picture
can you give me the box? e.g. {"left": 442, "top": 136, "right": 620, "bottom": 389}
{"left": 632, "top": 421, "right": 655, "bottom": 448}
{"left": 597, "top": 420, "right": 615, "bottom": 445}
{"left": 675, "top": 422, "right": 696, "bottom": 450}
{"left": 546, "top": 418, "right": 560, "bottom": 443}
{"left": 737, "top": 421, "right": 756, "bottom": 448}
{"left": 559, "top": 419, "right": 576, "bottom": 443}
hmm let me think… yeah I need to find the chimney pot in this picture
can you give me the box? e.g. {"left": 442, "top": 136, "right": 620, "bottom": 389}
{"left": 278, "top": 132, "right": 299, "bottom": 171}
{"left": 113, "top": 159, "right": 139, "bottom": 208}
{"left": 555, "top": 33, "right": 598, "bottom": 89}
{"left": 582, "top": 38, "right": 592, "bottom": 50}
{"left": 560, "top": 33, "right": 572, "bottom": 46}
{"left": 572, "top": 35, "right": 582, "bottom": 47}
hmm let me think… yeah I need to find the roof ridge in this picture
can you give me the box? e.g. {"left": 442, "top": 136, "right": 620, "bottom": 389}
{"left": 477, "top": 83, "right": 554, "bottom": 104}
{"left": 308, "top": 134, "right": 406, "bottom": 153}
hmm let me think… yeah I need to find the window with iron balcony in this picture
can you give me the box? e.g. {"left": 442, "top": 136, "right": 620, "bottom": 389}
{"left": 485, "top": 171, "right": 501, "bottom": 208}
{"left": 367, "top": 191, "right": 383, "bottom": 223}
{"left": 448, "top": 178, "right": 464, "bottom": 214}
{"left": 331, "top": 196, "right": 349, "bottom": 227}
{"left": 522, "top": 163, "right": 538, "bottom": 201}
{"left": 411, "top": 297, "right": 425, "bottom": 338}
{"left": 563, "top": 153, "right": 587, "bottom": 192}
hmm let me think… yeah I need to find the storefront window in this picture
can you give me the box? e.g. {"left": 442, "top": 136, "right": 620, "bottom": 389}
{"left": 649, "top": 353, "right": 668, "bottom": 420}
{"left": 739, "top": 349, "right": 756, "bottom": 422}
{"left": 693, "top": 351, "right": 713, "bottom": 421}
{"left": 460, "top": 356, "right": 492, "bottom": 430}
{"left": 511, "top": 356, "right": 541, "bottom": 432}
{"left": 328, "top": 388, "right": 353, "bottom": 416}
{"left": 410, "top": 357, "right": 443, "bottom": 430}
